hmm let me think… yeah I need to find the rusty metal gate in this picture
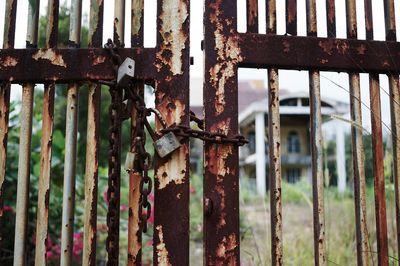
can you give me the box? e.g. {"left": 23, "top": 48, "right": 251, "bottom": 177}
{"left": 1, "top": 0, "right": 400, "bottom": 265}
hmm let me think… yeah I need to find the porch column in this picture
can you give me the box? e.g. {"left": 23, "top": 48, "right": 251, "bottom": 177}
{"left": 336, "top": 124, "right": 346, "bottom": 192}
{"left": 255, "top": 112, "right": 266, "bottom": 195}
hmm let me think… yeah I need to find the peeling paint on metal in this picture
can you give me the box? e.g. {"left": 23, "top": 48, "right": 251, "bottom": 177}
{"left": 156, "top": 225, "right": 171, "bottom": 265}
{"left": 155, "top": 0, "right": 188, "bottom": 75}
{"left": 0, "top": 56, "right": 18, "bottom": 69}
{"left": 156, "top": 145, "right": 188, "bottom": 189}
{"left": 92, "top": 55, "right": 106, "bottom": 65}
{"left": 32, "top": 49, "right": 67, "bottom": 67}
{"left": 216, "top": 233, "right": 237, "bottom": 258}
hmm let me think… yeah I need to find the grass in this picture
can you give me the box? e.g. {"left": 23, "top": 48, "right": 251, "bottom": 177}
{"left": 238, "top": 180, "right": 399, "bottom": 265}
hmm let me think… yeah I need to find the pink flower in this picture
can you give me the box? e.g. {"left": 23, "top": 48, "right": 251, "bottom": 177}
{"left": 120, "top": 204, "right": 128, "bottom": 212}
{"left": 103, "top": 186, "right": 109, "bottom": 204}
{"left": 190, "top": 186, "right": 196, "bottom": 193}
{"left": 4, "top": 205, "right": 13, "bottom": 212}
{"left": 146, "top": 240, "right": 153, "bottom": 246}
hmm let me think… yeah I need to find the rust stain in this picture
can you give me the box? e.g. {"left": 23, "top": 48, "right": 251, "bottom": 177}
{"left": 215, "top": 185, "right": 226, "bottom": 229}
{"left": 155, "top": 1, "right": 188, "bottom": 75}
{"left": 156, "top": 225, "right": 171, "bottom": 265}
{"left": 206, "top": 144, "right": 233, "bottom": 181}
{"left": 356, "top": 44, "right": 367, "bottom": 55}
{"left": 156, "top": 145, "right": 188, "bottom": 189}
{"left": 131, "top": 0, "right": 144, "bottom": 36}
{"left": 156, "top": 95, "right": 186, "bottom": 126}
{"left": 283, "top": 40, "right": 290, "bottom": 53}
{"left": 92, "top": 55, "right": 106, "bottom": 66}
{"left": 32, "top": 49, "right": 67, "bottom": 67}
{"left": 319, "top": 40, "right": 334, "bottom": 55}
{"left": 216, "top": 233, "right": 238, "bottom": 258}
{"left": 209, "top": 1, "right": 243, "bottom": 115}
{"left": 0, "top": 56, "right": 18, "bottom": 69}
{"left": 210, "top": 118, "right": 231, "bottom": 135}
{"left": 247, "top": 0, "right": 257, "bottom": 27}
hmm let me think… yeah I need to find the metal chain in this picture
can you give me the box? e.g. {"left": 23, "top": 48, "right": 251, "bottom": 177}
{"left": 105, "top": 39, "right": 122, "bottom": 266}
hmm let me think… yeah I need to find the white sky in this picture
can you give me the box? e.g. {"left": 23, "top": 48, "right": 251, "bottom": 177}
{"left": 1, "top": 0, "right": 399, "bottom": 133}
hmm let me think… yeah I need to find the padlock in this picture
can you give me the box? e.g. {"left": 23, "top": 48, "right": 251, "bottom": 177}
{"left": 117, "top": 57, "right": 135, "bottom": 87}
{"left": 154, "top": 132, "right": 181, "bottom": 158}
{"left": 124, "top": 151, "right": 135, "bottom": 172}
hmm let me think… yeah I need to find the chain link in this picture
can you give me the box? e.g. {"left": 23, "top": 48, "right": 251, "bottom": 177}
{"left": 103, "top": 40, "right": 248, "bottom": 262}
{"left": 105, "top": 39, "right": 122, "bottom": 266}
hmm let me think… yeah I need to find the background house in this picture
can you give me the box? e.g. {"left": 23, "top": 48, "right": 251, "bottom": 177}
{"left": 190, "top": 79, "right": 349, "bottom": 195}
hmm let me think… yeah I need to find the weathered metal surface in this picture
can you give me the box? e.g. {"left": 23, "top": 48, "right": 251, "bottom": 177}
{"left": 34, "top": 85, "right": 55, "bottom": 265}
{"left": 131, "top": 0, "right": 144, "bottom": 47}
{"left": 82, "top": 84, "right": 100, "bottom": 266}
{"left": 114, "top": 0, "right": 125, "bottom": 47}
{"left": 0, "top": 48, "right": 156, "bottom": 82}
{"left": 286, "top": 0, "right": 297, "bottom": 35}
{"left": 60, "top": 2, "right": 82, "bottom": 265}
{"left": 247, "top": 0, "right": 258, "bottom": 33}
{"left": 369, "top": 74, "right": 389, "bottom": 265}
{"left": 34, "top": 1, "right": 58, "bottom": 263}
{"left": 364, "top": 2, "right": 389, "bottom": 264}
{"left": 0, "top": 0, "right": 17, "bottom": 248}
{"left": 13, "top": 1, "right": 39, "bottom": 265}
{"left": 237, "top": 34, "right": 400, "bottom": 73}
{"left": 268, "top": 68, "right": 283, "bottom": 265}
{"left": 60, "top": 84, "right": 79, "bottom": 266}
{"left": 82, "top": 1, "right": 103, "bottom": 265}
{"left": 266, "top": 1, "right": 282, "bottom": 264}
{"left": 204, "top": 0, "right": 240, "bottom": 264}
{"left": 153, "top": 0, "right": 190, "bottom": 265}
{"left": 306, "top": 1, "right": 326, "bottom": 265}
{"left": 346, "top": 2, "right": 370, "bottom": 265}
{"left": 13, "top": 84, "right": 35, "bottom": 266}
{"left": 384, "top": 0, "right": 400, "bottom": 261}
{"left": 326, "top": 0, "right": 335, "bottom": 37}
{"left": 128, "top": 83, "right": 144, "bottom": 266}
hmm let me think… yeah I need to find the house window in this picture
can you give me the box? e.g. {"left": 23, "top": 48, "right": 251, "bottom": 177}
{"left": 287, "top": 168, "right": 301, "bottom": 183}
{"left": 287, "top": 131, "right": 300, "bottom": 153}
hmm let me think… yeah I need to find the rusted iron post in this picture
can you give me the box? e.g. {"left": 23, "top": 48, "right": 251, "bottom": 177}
{"left": 82, "top": 1, "right": 103, "bottom": 265}
{"left": 60, "top": 1, "right": 82, "bottom": 265}
{"left": 306, "top": 1, "right": 326, "bottom": 265}
{"left": 127, "top": 1, "right": 144, "bottom": 264}
{"left": 247, "top": 0, "right": 258, "bottom": 33}
{"left": 267, "top": 0, "right": 283, "bottom": 265}
{"left": 203, "top": 0, "right": 240, "bottom": 264}
{"left": 364, "top": 1, "right": 389, "bottom": 264}
{"left": 0, "top": 0, "right": 17, "bottom": 247}
{"left": 326, "top": 0, "right": 335, "bottom": 37}
{"left": 34, "top": 1, "right": 58, "bottom": 264}
{"left": 345, "top": 1, "right": 370, "bottom": 265}
{"left": 286, "top": 0, "right": 296, "bottom": 35}
{"left": 153, "top": 0, "right": 190, "bottom": 265}
{"left": 128, "top": 82, "right": 144, "bottom": 266}
{"left": 384, "top": 0, "right": 400, "bottom": 261}
{"left": 13, "top": 1, "right": 39, "bottom": 265}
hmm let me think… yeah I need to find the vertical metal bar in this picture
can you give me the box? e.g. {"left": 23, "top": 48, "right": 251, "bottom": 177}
{"left": 285, "top": 0, "right": 297, "bottom": 35}
{"left": 60, "top": 0, "right": 82, "bottom": 265}
{"left": 106, "top": 1, "right": 125, "bottom": 265}
{"left": 82, "top": 84, "right": 101, "bottom": 266}
{"left": 128, "top": 1, "right": 144, "bottom": 264}
{"left": 13, "top": 1, "right": 39, "bottom": 265}
{"left": 128, "top": 83, "right": 144, "bottom": 266}
{"left": 203, "top": 0, "right": 240, "bottom": 264}
{"left": 345, "top": 1, "right": 370, "bottom": 265}
{"left": 326, "top": 0, "right": 335, "bottom": 37}
{"left": 266, "top": 0, "right": 283, "bottom": 265}
{"left": 0, "top": 0, "right": 17, "bottom": 247}
{"left": 131, "top": 0, "right": 144, "bottom": 47}
{"left": 369, "top": 74, "right": 389, "bottom": 266}
{"left": 34, "top": 1, "right": 58, "bottom": 264}
{"left": 306, "top": 1, "right": 326, "bottom": 265}
{"left": 384, "top": 0, "right": 400, "bottom": 261}
{"left": 82, "top": 1, "right": 103, "bottom": 265}
{"left": 153, "top": 0, "right": 190, "bottom": 265}
{"left": 364, "top": 1, "right": 389, "bottom": 264}
{"left": 247, "top": 0, "right": 258, "bottom": 33}
{"left": 114, "top": 0, "right": 125, "bottom": 47}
